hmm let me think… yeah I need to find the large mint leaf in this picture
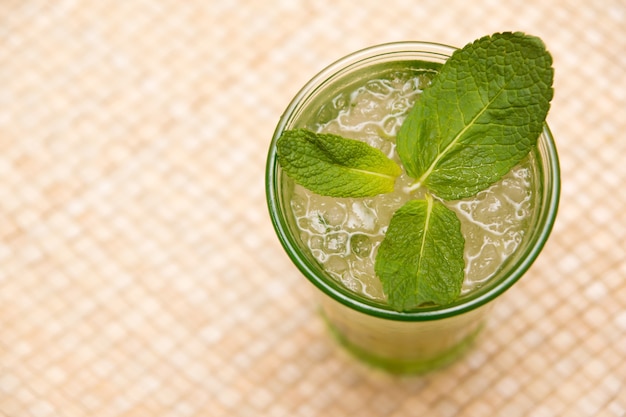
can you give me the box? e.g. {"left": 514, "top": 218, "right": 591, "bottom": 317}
{"left": 277, "top": 129, "right": 401, "bottom": 198}
{"left": 397, "top": 32, "right": 554, "bottom": 200}
{"left": 375, "top": 195, "right": 465, "bottom": 311}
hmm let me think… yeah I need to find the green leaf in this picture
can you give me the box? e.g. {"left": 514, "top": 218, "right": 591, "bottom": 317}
{"left": 397, "top": 32, "right": 554, "bottom": 200}
{"left": 277, "top": 129, "right": 402, "bottom": 198}
{"left": 375, "top": 195, "right": 465, "bottom": 311}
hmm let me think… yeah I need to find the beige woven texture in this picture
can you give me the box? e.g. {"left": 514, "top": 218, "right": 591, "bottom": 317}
{"left": 1, "top": 1, "right": 625, "bottom": 416}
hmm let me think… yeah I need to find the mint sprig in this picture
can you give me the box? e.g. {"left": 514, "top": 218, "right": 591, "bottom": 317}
{"left": 276, "top": 32, "right": 554, "bottom": 311}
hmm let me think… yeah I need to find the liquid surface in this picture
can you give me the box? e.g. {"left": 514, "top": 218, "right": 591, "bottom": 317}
{"left": 288, "top": 68, "right": 536, "bottom": 302}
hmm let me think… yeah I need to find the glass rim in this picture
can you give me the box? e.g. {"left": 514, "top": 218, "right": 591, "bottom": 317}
{"left": 266, "top": 41, "right": 560, "bottom": 322}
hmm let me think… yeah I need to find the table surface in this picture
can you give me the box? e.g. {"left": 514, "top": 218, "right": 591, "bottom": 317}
{"left": 1, "top": 1, "right": 625, "bottom": 416}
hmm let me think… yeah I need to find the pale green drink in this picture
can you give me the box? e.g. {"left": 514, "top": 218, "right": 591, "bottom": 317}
{"left": 290, "top": 65, "right": 537, "bottom": 302}
{"left": 266, "top": 42, "right": 559, "bottom": 373}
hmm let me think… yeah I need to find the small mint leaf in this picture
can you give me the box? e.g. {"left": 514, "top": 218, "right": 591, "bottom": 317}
{"left": 277, "top": 129, "right": 401, "bottom": 198}
{"left": 397, "top": 32, "right": 554, "bottom": 200}
{"left": 375, "top": 195, "right": 465, "bottom": 310}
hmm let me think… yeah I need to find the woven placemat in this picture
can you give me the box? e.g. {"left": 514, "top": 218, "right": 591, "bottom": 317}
{"left": 1, "top": 1, "right": 625, "bottom": 416}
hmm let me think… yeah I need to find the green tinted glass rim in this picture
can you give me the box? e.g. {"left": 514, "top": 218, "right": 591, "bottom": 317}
{"left": 265, "top": 41, "right": 560, "bottom": 322}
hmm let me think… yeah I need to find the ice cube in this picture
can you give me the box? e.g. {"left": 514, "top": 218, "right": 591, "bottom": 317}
{"left": 308, "top": 212, "right": 329, "bottom": 233}
{"left": 310, "top": 235, "right": 323, "bottom": 250}
{"left": 323, "top": 203, "right": 347, "bottom": 227}
{"left": 290, "top": 192, "right": 308, "bottom": 217}
{"left": 325, "top": 256, "right": 349, "bottom": 277}
{"left": 365, "top": 79, "right": 392, "bottom": 97}
{"left": 468, "top": 241, "right": 500, "bottom": 281}
{"left": 324, "top": 232, "right": 349, "bottom": 255}
{"left": 332, "top": 93, "right": 349, "bottom": 112}
{"left": 350, "top": 234, "right": 372, "bottom": 258}
{"left": 346, "top": 201, "right": 377, "bottom": 231}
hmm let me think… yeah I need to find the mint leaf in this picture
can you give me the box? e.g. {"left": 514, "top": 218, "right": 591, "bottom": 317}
{"left": 375, "top": 194, "right": 465, "bottom": 310}
{"left": 277, "top": 129, "right": 401, "bottom": 198}
{"left": 397, "top": 32, "right": 554, "bottom": 200}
